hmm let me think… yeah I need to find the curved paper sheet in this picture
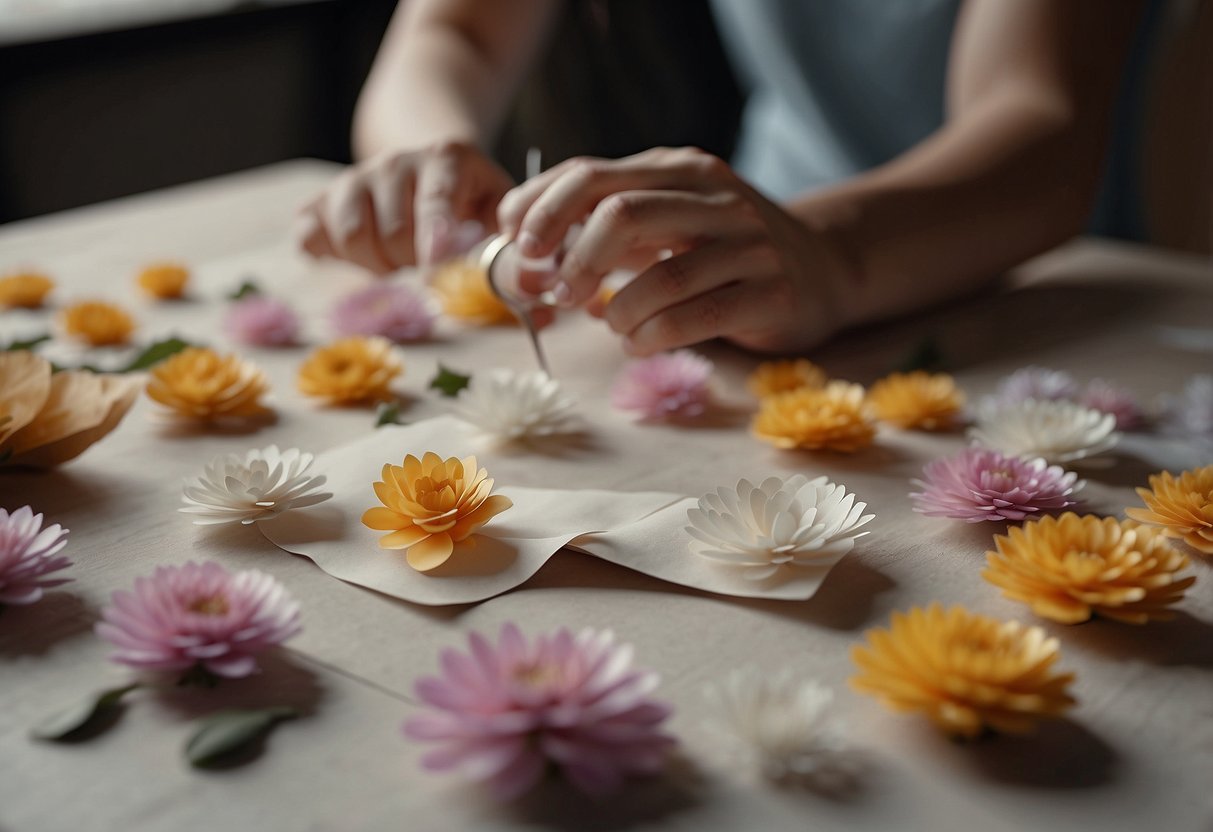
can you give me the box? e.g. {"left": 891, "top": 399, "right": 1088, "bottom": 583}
{"left": 9, "top": 374, "right": 140, "bottom": 467}
{"left": 0, "top": 350, "right": 53, "bottom": 448}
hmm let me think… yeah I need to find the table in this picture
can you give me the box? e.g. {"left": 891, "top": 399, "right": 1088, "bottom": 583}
{"left": 1, "top": 160, "right": 1211, "bottom": 832}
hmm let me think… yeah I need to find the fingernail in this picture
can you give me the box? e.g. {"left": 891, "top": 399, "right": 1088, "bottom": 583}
{"left": 518, "top": 230, "right": 542, "bottom": 257}
{"left": 552, "top": 281, "right": 574, "bottom": 307}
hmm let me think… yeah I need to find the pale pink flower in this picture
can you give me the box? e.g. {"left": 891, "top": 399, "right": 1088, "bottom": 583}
{"left": 910, "top": 446, "right": 1083, "bottom": 522}
{"left": 0, "top": 506, "right": 71, "bottom": 605}
{"left": 331, "top": 283, "right": 434, "bottom": 343}
{"left": 1080, "top": 379, "right": 1144, "bottom": 431}
{"left": 96, "top": 561, "right": 300, "bottom": 678}
{"left": 993, "top": 366, "right": 1078, "bottom": 405}
{"left": 611, "top": 350, "right": 713, "bottom": 420}
{"left": 404, "top": 623, "right": 676, "bottom": 800}
{"left": 224, "top": 296, "right": 301, "bottom": 347}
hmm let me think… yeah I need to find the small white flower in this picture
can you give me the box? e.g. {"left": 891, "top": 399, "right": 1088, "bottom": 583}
{"left": 1160, "top": 374, "right": 1213, "bottom": 443}
{"left": 180, "top": 445, "right": 332, "bottom": 525}
{"left": 685, "top": 475, "right": 874, "bottom": 581}
{"left": 969, "top": 399, "right": 1119, "bottom": 465}
{"left": 453, "top": 368, "right": 578, "bottom": 443}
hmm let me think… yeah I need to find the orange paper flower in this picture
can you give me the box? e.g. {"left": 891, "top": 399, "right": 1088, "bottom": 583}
{"left": 747, "top": 359, "right": 827, "bottom": 398}
{"left": 983, "top": 513, "right": 1195, "bottom": 624}
{"left": 297, "top": 336, "right": 402, "bottom": 404}
{"left": 851, "top": 604, "right": 1076, "bottom": 738}
{"left": 146, "top": 347, "right": 272, "bottom": 423}
{"left": 430, "top": 260, "right": 516, "bottom": 325}
{"left": 751, "top": 381, "right": 875, "bottom": 452}
{"left": 1125, "top": 465, "right": 1213, "bottom": 555}
{"left": 0, "top": 272, "right": 55, "bottom": 309}
{"left": 868, "top": 371, "right": 964, "bottom": 430}
{"left": 137, "top": 262, "right": 190, "bottom": 300}
{"left": 361, "top": 452, "right": 513, "bottom": 572}
{"left": 60, "top": 301, "right": 135, "bottom": 347}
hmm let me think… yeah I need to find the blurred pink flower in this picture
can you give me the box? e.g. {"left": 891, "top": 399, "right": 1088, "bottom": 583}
{"left": 611, "top": 350, "right": 713, "bottom": 420}
{"left": 404, "top": 623, "right": 675, "bottom": 800}
{"left": 96, "top": 561, "right": 300, "bottom": 678}
{"left": 1080, "top": 379, "right": 1144, "bottom": 431}
{"left": 0, "top": 506, "right": 71, "bottom": 606}
{"left": 993, "top": 366, "right": 1079, "bottom": 405}
{"left": 911, "top": 446, "right": 1082, "bottom": 522}
{"left": 331, "top": 283, "right": 434, "bottom": 343}
{"left": 224, "top": 296, "right": 300, "bottom": 347}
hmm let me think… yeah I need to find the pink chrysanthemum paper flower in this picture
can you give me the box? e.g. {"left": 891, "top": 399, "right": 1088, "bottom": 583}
{"left": 0, "top": 506, "right": 71, "bottom": 605}
{"left": 332, "top": 283, "right": 435, "bottom": 343}
{"left": 224, "top": 296, "right": 301, "bottom": 347}
{"left": 1081, "top": 379, "right": 1144, "bottom": 431}
{"left": 404, "top": 623, "right": 676, "bottom": 800}
{"left": 911, "top": 447, "right": 1083, "bottom": 523}
{"left": 96, "top": 561, "right": 301, "bottom": 679}
{"left": 994, "top": 366, "right": 1079, "bottom": 405}
{"left": 611, "top": 350, "right": 713, "bottom": 420}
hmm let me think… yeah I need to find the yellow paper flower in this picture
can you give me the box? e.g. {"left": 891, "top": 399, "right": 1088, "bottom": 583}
{"left": 850, "top": 604, "right": 1076, "bottom": 738}
{"left": 751, "top": 381, "right": 875, "bottom": 452}
{"left": 146, "top": 347, "right": 272, "bottom": 423}
{"left": 430, "top": 260, "right": 517, "bottom": 325}
{"left": 361, "top": 452, "right": 514, "bottom": 571}
{"left": 297, "top": 336, "right": 402, "bottom": 404}
{"left": 983, "top": 513, "right": 1195, "bottom": 624}
{"left": 867, "top": 371, "right": 964, "bottom": 430}
{"left": 60, "top": 301, "right": 135, "bottom": 346}
{"left": 1125, "top": 465, "right": 1213, "bottom": 555}
{"left": 747, "top": 359, "right": 827, "bottom": 398}
{"left": 136, "top": 262, "right": 190, "bottom": 300}
{"left": 0, "top": 272, "right": 55, "bottom": 309}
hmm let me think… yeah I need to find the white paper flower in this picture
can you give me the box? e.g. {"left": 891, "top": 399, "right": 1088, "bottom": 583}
{"left": 180, "top": 445, "right": 333, "bottom": 525}
{"left": 969, "top": 399, "right": 1119, "bottom": 465}
{"left": 454, "top": 368, "right": 578, "bottom": 442}
{"left": 685, "top": 475, "right": 874, "bottom": 580}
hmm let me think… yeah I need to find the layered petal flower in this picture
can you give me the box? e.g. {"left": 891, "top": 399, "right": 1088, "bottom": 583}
{"left": 611, "top": 350, "right": 714, "bottom": 421}
{"left": 1159, "top": 374, "right": 1213, "bottom": 445}
{"left": 59, "top": 300, "right": 136, "bottom": 347}
{"left": 868, "top": 371, "right": 964, "bottom": 430}
{"left": 430, "top": 260, "right": 516, "bottom": 325}
{"left": 136, "top": 262, "right": 190, "bottom": 300}
{"left": 993, "top": 366, "right": 1078, "bottom": 405}
{"left": 910, "top": 447, "right": 1082, "bottom": 522}
{"left": 0, "top": 506, "right": 71, "bottom": 605}
{"left": 1080, "top": 378, "right": 1143, "bottom": 431}
{"left": 454, "top": 368, "right": 578, "bottom": 443}
{"left": 0, "top": 271, "right": 55, "bottom": 309}
{"left": 1125, "top": 464, "right": 1213, "bottom": 554}
{"left": 297, "top": 336, "right": 402, "bottom": 404}
{"left": 146, "top": 347, "right": 273, "bottom": 423}
{"left": 969, "top": 398, "right": 1119, "bottom": 465}
{"left": 332, "top": 283, "right": 435, "bottom": 342}
{"left": 224, "top": 296, "right": 300, "bottom": 347}
{"left": 180, "top": 445, "right": 332, "bottom": 525}
{"left": 751, "top": 381, "right": 875, "bottom": 452}
{"left": 746, "top": 359, "right": 827, "bottom": 398}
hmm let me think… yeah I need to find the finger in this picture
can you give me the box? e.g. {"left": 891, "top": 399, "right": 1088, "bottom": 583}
{"left": 325, "top": 185, "right": 394, "bottom": 275}
{"left": 415, "top": 144, "right": 477, "bottom": 266}
{"left": 623, "top": 280, "right": 775, "bottom": 356}
{"left": 370, "top": 162, "right": 417, "bottom": 267}
{"left": 295, "top": 204, "right": 335, "bottom": 259}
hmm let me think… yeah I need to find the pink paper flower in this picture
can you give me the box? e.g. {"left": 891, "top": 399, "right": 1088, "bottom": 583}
{"left": 910, "top": 447, "right": 1083, "bottom": 522}
{"left": 96, "top": 561, "right": 300, "bottom": 678}
{"left": 994, "top": 366, "right": 1078, "bottom": 405}
{"left": 611, "top": 350, "right": 713, "bottom": 420}
{"left": 1080, "top": 378, "right": 1144, "bottom": 431}
{"left": 404, "top": 623, "right": 676, "bottom": 800}
{"left": 0, "top": 506, "right": 71, "bottom": 606}
{"left": 224, "top": 296, "right": 301, "bottom": 347}
{"left": 331, "top": 283, "right": 435, "bottom": 343}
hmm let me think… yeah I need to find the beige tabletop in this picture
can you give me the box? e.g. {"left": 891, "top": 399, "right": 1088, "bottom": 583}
{"left": 1, "top": 159, "right": 1211, "bottom": 832}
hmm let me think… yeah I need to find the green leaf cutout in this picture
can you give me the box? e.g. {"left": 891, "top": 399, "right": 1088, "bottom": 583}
{"left": 228, "top": 280, "right": 262, "bottom": 301}
{"left": 374, "top": 401, "right": 407, "bottom": 429}
{"left": 3, "top": 333, "right": 51, "bottom": 352}
{"left": 896, "top": 336, "right": 946, "bottom": 374}
{"left": 185, "top": 706, "right": 300, "bottom": 768}
{"left": 31, "top": 683, "right": 140, "bottom": 741}
{"left": 120, "top": 337, "right": 193, "bottom": 372}
{"left": 428, "top": 364, "right": 472, "bottom": 398}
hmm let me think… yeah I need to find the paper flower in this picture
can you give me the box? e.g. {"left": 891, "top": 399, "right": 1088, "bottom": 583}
{"left": 850, "top": 604, "right": 1076, "bottom": 737}
{"left": 59, "top": 300, "right": 135, "bottom": 347}
{"left": 96, "top": 561, "right": 301, "bottom": 679}
{"left": 1159, "top": 374, "right": 1213, "bottom": 443}
{"left": 969, "top": 399, "right": 1118, "bottom": 465}
{"left": 331, "top": 283, "right": 435, "bottom": 343}
{"left": 403, "top": 623, "right": 675, "bottom": 799}
{"left": 454, "top": 369, "right": 577, "bottom": 442}
{"left": 0, "top": 271, "right": 54, "bottom": 309}
{"left": 984, "top": 513, "right": 1195, "bottom": 624}
{"left": 747, "top": 359, "right": 827, "bottom": 398}
{"left": 224, "top": 296, "right": 301, "bottom": 347}
{"left": 1079, "top": 379, "right": 1143, "bottom": 431}
{"left": 0, "top": 506, "right": 71, "bottom": 606}
{"left": 297, "top": 336, "right": 402, "bottom": 404}
{"left": 180, "top": 445, "right": 333, "bottom": 526}
{"left": 146, "top": 347, "right": 273, "bottom": 424}
{"left": 751, "top": 381, "right": 875, "bottom": 452}
{"left": 361, "top": 452, "right": 513, "bottom": 571}
{"left": 686, "top": 475, "right": 873, "bottom": 580}
{"left": 994, "top": 366, "right": 1078, "bottom": 405}
{"left": 429, "top": 260, "right": 516, "bottom": 325}
{"left": 910, "top": 447, "right": 1082, "bottom": 522}
{"left": 136, "top": 262, "right": 190, "bottom": 300}
{"left": 868, "top": 371, "right": 964, "bottom": 430}
{"left": 611, "top": 350, "right": 714, "bottom": 420}
{"left": 1125, "top": 465, "right": 1213, "bottom": 555}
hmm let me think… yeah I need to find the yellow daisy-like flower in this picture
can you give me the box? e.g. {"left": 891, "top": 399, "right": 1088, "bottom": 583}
{"left": 297, "top": 336, "right": 402, "bottom": 404}
{"left": 0, "top": 272, "right": 55, "bottom": 309}
{"left": 751, "top": 380, "right": 875, "bottom": 452}
{"left": 136, "top": 262, "right": 190, "bottom": 300}
{"left": 59, "top": 301, "right": 136, "bottom": 347}
{"left": 747, "top": 359, "right": 827, "bottom": 398}
{"left": 867, "top": 371, "right": 964, "bottom": 430}
{"left": 851, "top": 604, "right": 1076, "bottom": 738}
{"left": 983, "top": 513, "right": 1195, "bottom": 624}
{"left": 1125, "top": 465, "right": 1213, "bottom": 555}
{"left": 361, "top": 452, "right": 514, "bottom": 572}
{"left": 146, "top": 347, "right": 272, "bottom": 423}
{"left": 430, "top": 260, "right": 517, "bottom": 325}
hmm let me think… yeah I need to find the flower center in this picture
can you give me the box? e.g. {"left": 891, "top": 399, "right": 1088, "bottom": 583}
{"left": 188, "top": 594, "right": 230, "bottom": 616}
{"left": 512, "top": 661, "right": 560, "bottom": 689}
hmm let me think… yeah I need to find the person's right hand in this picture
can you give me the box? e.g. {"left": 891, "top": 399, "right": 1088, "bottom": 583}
{"left": 295, "top": 141, "right": 514, "bottom": 274}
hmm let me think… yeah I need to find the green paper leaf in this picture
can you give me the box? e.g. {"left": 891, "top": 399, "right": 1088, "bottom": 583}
{"left": 120, "top": 337, "right": 194, "bottom": 372}
{"left": 185, "top": 706, "right": 300, "bottom": 768}
{"left": 429, "top": 364, "right": 472, "bottom": 398}
{"left": 31, "top": 683, "right": 140, "bottom": 741}
{"left": 374, "top": 401, "right": 407, "bottom": 428}
{"left": 3, "top": 333, "right": 51, "bottom": 352}
{"left": 228, "top": 280, "right": 262, "bottom": 301}
{"left": 896, "top": 336, "right": 946, "bottom": 374}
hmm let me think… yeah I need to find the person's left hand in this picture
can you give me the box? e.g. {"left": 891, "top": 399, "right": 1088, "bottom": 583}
{"left": 495, "top": 146, "right": 858, "bottom": 355}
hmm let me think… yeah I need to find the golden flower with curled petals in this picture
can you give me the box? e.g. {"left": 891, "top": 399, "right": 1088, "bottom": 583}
{"left": 983, "top": 513, "right": 1195, "bottom": 624}
{"left": 146, "top": 347, "right": 272, "bottom": 423}
{"left": 0, "top": 272, "right": 55, "bottom": 309}
{"left": 60, "top": 300, "right": 135, "bottom": 346}
{"left": 430, "top": 260, "right": 517, "bottom": 325}
{"left": 747, "top": 359, "right": 827, "bottom": 398}
{"left": 137, "top": 262, "right": 190, "bottom": 300}
{"left": 751, "top": 381, "right": 874, "bottom": 452}
{"left": 297, "top": 336, "right": 402, "bottom": 404}
{"left": 850, "top": 604, "right": 1076, "bottom": 738}
{"left": 868, "top": 371, "right": 964, "bottom": 430}
{"left": 1125, "top": 465, "right": 1213, "bottom": 555}
{"left": 361, "top": 452, "right": 513, "bottom": 571}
